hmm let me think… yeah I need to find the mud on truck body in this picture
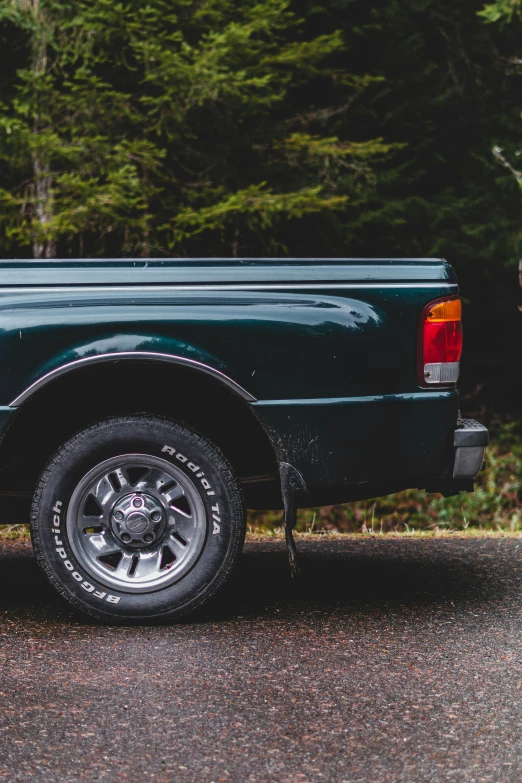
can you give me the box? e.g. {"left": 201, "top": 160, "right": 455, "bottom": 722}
{"left": 0, "top": 258, "right": 487, "bottom": 621}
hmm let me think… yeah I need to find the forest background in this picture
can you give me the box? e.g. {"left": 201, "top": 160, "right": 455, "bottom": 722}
{"left": 1, "top": 0, "right": 522, "bottom": 534}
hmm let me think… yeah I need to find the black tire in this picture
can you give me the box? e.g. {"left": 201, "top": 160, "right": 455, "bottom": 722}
{"left": 31, "top": 415, "right": 246, "bottom": 623}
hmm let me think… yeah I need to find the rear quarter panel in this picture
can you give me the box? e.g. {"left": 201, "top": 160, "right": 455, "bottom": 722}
{"left": 0, "top": 277, "right": 459, "bottom": 494}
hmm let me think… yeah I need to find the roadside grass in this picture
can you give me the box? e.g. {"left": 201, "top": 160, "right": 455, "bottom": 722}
{"left": 0, "top": 524, "right": 30, "bottom": 539}
{"left": 247, "top": 529, "right": 522, "bottom": 540}
{"left": 2, "top": 423, "right": 522, "bottom": 541}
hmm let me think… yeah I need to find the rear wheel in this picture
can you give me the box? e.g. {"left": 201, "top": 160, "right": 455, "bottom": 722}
{"left": 31, "top": 416, "right": 245, "bottom": 622}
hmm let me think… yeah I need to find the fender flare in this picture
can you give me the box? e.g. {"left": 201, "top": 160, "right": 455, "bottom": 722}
{"left": 9, "top": 351, "right": 257, "bottom": 407}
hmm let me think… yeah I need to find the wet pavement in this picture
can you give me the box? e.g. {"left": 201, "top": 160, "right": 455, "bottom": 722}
{"left": 1, "top": 535, "right": 522, "bottom": 782}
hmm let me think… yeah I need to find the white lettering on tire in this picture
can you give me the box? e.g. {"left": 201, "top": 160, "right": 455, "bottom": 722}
{"left": 52, "top": 499, "right": 121, "bottom": 604}
{"left": 161, "top": 444, "right": 218, "bottom": 502}
{"left": 82, "top": 582, "right": 95, "bottom": 593}
{"left": 211, "top": 503, "right": 221, "bottom": 535}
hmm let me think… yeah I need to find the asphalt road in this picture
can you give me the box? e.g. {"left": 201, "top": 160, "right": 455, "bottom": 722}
{"left": 1, "top": 536, "right": 522, "bottom": 782}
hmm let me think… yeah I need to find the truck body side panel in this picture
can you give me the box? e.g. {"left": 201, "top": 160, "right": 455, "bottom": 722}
{"left": 252, "top": 391, "right": 458, "bottom": 490}
{"left": 0, "top": 258, "right": 461, "bottom": 500}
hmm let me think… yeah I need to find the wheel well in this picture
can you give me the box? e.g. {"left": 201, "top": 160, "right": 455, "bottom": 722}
{"left": 0, "top": 360, "right": 281, "bottom": 511}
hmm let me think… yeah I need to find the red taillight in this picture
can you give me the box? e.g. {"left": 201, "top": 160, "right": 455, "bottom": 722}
{"left": 423, "top": 320, "right": 463, "bottom": 363}
{"left": 419, "top": 297, "right": 462, "bottom": 386}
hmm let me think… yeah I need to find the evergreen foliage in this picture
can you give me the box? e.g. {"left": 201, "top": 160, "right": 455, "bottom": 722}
{"left": 0, "top": 0, "right": 396, "bottom": 258}
{"left": 480, "top": 0, "right": 522, "bottom": 23}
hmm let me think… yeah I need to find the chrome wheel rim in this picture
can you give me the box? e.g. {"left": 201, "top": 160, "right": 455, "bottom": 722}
{"left": 66, "top": 454, "right": 207, "bottom": 593}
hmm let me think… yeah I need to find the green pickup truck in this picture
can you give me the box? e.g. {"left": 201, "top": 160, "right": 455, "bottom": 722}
{"left": 0, "top": 258, "right": 487, "bottom": 622}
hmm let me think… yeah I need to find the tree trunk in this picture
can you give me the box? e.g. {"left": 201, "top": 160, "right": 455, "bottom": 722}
{"left": 32, "top": 155, "right": 55, "bottom": 258}
{"left": 31, "top": 0, "right": 55, "bottom": 259}
{"left": 231, "top": 225, "right": 239, "bottom": 258}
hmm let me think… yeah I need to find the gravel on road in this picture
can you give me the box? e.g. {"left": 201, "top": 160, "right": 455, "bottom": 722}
{"left": 1, "top": 535, "right": 522, "bottom": 782}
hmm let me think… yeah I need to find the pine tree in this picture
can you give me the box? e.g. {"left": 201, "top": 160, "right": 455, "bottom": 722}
{"left": 0, "top": 0, "right": 397, "bottom": 258}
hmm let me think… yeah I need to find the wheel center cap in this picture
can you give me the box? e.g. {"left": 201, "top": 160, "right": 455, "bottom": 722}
{"left": 111, "top": 492, "right": 165, "bottom": 547}
{"left": 127, "top": 513, "right": 148, "bottom": 534}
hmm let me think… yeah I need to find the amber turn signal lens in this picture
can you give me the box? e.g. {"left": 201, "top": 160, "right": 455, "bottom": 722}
{"left": 425, "top": 298, "right": 462, "bottom": 323}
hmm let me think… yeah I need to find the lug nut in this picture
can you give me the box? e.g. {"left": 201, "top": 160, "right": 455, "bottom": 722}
{"left": 121, "top": 533, "right": 131, "bottom": 543}
{"left": 143, "top": 533, "right": 154, "bottom": 543}
{"left": 132, "top": 497, "right": 143, "bottom": 508}
{"left": 151, "top": 511, "right": 161, "bottom": 522}
{"left": 114, "top": 510, "right": 124, "bottom": 521}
